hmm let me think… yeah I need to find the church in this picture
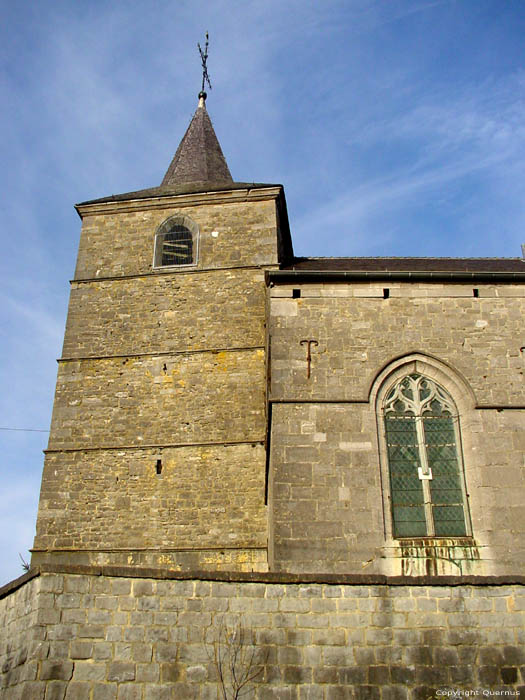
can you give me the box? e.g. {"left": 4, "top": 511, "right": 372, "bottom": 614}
{"left": 1, "top": 88, "right": 524, "bottom": 698}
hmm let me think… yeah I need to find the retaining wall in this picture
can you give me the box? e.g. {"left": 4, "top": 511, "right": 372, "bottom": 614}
{"left": 1, "top": 567, "right": 524, "bottom": 699}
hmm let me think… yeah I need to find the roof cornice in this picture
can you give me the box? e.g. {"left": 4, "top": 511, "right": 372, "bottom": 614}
{"left": 267, "top": 269, "right": 525, "bottom": 284}
{"left": 75, "top": 185, "right": 284, "bottom": 218}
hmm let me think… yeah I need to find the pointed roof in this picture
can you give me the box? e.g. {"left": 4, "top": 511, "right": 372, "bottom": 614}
{"left": 161, "top": 93, "right": 233, "bottom": 186}
{"left": 76, "top": 93, "right": 284, "bottom": 208}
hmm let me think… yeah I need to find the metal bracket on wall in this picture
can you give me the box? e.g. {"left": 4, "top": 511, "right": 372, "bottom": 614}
{"left": 300, "top": 339, "right": 318, "bottom": 379}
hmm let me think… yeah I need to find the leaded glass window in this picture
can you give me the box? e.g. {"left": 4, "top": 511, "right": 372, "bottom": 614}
{"left": 383, "top": 373, "right": 470, "bottom": 538}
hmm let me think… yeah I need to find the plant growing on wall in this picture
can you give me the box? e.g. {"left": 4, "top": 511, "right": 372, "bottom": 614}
{"left": 207, "top": 618, "right": 267, "bottom": 699}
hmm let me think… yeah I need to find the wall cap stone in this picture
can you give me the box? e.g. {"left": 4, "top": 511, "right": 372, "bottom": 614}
{"left": 2, "top": 564, "right": 525, "bottom": 601}
{"left": 0, "top": 568, "right": 40, "bottom": 600}
{"left": 27, "top": 564, "right": 525, "bottom": 585}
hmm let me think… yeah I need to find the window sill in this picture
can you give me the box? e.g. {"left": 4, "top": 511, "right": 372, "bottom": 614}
{"left": 152, "top": 263, "right": 198, "bottom": 272}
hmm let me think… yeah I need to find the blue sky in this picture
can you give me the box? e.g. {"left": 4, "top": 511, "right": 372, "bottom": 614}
{"left": 1, "top": 0, "right": 525, "bottom": 584}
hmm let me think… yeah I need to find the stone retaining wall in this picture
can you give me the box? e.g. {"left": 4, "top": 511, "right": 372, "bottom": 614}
{"left": 1, "top": 568, "right": 524, "bottom": 699}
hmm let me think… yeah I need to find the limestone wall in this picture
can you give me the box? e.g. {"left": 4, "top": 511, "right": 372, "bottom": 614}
{"left": 34, "top": 191, "right": 283, "bottom": 570}
{"left": 1, "top": 569, "right": 524, "bottom": 699}
{"left": 47, "top": 349, "right": 266, "bottom": 450}
{"left": 269, "top": 283, "right": 525, "bottom": 404}
{"left": 268, "top": 282, "right": 525, "bottom": 576}
{"left": 33, "top": 443, "right": 267, "bottom": 568}
{"left": 62, "top": 269, "right": 266, "bottom": 359}
{"left": 0, "top": 574, "right": 42, "bottom": 697}
{"left": 74, "top": 196, "right": 282, "bottom": 280}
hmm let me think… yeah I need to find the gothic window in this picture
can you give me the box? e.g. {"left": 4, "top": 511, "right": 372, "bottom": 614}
{"left": 383, "top": 373, "right": 470, "bottom": 538}
{"left": 153, "top": 215, "right": 199, "bottom": 268}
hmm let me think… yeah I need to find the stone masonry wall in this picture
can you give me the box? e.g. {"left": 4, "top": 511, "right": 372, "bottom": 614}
{"left": 0, "top": 574, "right": 43, "bottom": 697}
{"left": 34, "top": 443, "right": 267, "bottom": 569}
{"left": 62, "top": 269, "right": 266, "bottom": 359}
{"left": 269, "top": 283, "right": 525, "bottom": 405}
{"left": 34, "top": 192, "right": 282, "bottom": 570}
{"left": 1, "top": 569, "right": 524, "bottom": 699}
{"left": 74, "top": 197, "right": 282, "bottom": 280}
{"left": 47, "top": 349, "right": 266, "bottom": 450}
{"left": 268, "top": 282, "right": 525, "bottom": 576}
{"left": 269, "top": 403, "right": 524, "bottom": 576}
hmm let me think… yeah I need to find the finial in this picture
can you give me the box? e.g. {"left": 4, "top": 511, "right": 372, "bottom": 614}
{"left": 198, "top": 32, "right": 212, "bottom": 100}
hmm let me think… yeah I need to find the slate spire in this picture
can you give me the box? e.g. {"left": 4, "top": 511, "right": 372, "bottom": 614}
{"left": 161, "top": 93, "right": 233, "bottom": 187}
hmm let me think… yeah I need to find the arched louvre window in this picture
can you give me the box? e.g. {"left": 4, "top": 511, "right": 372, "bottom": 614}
{"left": 154, "top": 216, "right": 198, "bottom": 268}
{"left": 161, "top": 225, "right": 192, "bottom": 266}
{"left": 383, "top": 373, "right": 470, "bottom": 538}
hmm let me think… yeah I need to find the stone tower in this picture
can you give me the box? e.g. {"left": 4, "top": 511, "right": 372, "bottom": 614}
{"left": 32, "top": 93, "right": 292, "bottom": 572}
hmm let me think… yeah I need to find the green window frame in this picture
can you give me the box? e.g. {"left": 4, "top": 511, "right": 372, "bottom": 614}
{"left": 383, "top": 373, "right": 471, "bottom": 538}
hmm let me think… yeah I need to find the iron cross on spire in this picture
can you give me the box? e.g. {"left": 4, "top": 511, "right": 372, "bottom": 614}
{"left": 198, "top": 32, "right": 212, "bottom": 98}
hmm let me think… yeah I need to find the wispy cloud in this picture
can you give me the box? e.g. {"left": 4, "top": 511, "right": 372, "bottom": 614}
{"left": 294, "top": 69, "right": 525, "bottom": 256}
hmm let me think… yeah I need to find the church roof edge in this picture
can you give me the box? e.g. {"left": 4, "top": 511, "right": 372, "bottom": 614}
{"left": 76, "top": 182, "right": 283, "bottom": 207}
{"left": 283, "top": 256, "right": 525, "bottom": 272}
{"left": 273, "top": 256, "right": 525, "bottom": 277}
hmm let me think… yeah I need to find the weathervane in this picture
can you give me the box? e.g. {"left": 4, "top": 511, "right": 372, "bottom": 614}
{"left": 198, "top": 32, "right": 212, "bottom": 98}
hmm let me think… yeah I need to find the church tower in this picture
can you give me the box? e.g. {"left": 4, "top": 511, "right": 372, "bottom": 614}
{"left": 32, "top": 91, "right": 292, "bottom": 572}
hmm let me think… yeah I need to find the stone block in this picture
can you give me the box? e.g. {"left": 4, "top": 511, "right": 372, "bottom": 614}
{"left": 279, "top": 598, "right": 311, "bottom": 613}
{"left": 64, "top": 682, "right": 91, "bottom": 700}
{"left": 503, "top": 646, "right": 525, "bottom": 665}
{"left": 338, "top": 666, "right": 367, "bottom": 685}
{"left": 36, "top": 609, "right": 61, "bottom": 625}
{"left": 92, "top": 685, "right": 118, "bottom": 700}
{"left": 123, "top": 627, "right": 145, "bottom": 642}
{"left": 10, "top": 682, "right": 45, "bottom": 700}
{"left": 107, "top": 661, "right": 136, "bottom": 682}
{"left": 117, "top": 685, "right": 143, "bottom": 700}
{"left": 278, "top": 646, "right": 303, "bottom": 665}
{"left": 34, "top": 576, "right": 61, "bottom": 595}
{"left": 133, "top": 581, "right": 155, "bottom": 597}
{"left": 96, "top": 595, "right": 118, "bottom": 611}
{"left": 64, "top": 577, "right": 89, "bottom": 594}
{"left": 131, "top": 642, "right": 153, "bottom": 663}
{"left": 382, "top": 687, "right": 408, "bottom": 700}
{"left": 365, "top": 628, "right": 393, "bottom": 645}
{"left": 155, "top": 643, "right": 179, "bottom": 663}
{"left": 47, "top": 625, "right": 76, "bottom": 642}
{"left": 298, "top": 685, "right": 324, "bottom": 700}
{"left": 144, "top": 686, "right": 174, "bottom": 700}
{"left": 135, "top": 662, "right": 160, "bottom": 683}
{"left": 39, "top": 660, "right": 74, "bottom": 681}
{"left": 390, "top": 666, "right": 415, "bottom": 684}
{"left": 69, "top": 641, "right": 93, "bottom": 660}
{"left": 354, "top": 686, "right": 380, "bottom": 700}
{"left": 77, "top": 624, "right": 106, "bottom": 639}
{"left": 88, "top": 610, "right": 112, "bottom": 625}
{"left": 311, "top": 628, "right": 346, "bottom": 647}
{"left": 146, "top": 627, "right": 169, "bottom": 643}
{"left": 72, "top": 661, "right": 107, "bottom": 681}
{"left": 44, "top": 681, "right": 67, "bottom": 700}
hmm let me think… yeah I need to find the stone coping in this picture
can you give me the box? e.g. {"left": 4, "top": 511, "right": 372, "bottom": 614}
{"left": 2, "top": 565, "right": 525, "bottom": 601}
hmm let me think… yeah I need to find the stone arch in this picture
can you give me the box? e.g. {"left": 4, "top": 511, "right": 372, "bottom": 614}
{"left": 371, "top": 353, "right": 475, "bottom": 545}
{"left": 153, "top": 213, "right": 200, "bottom": 268}
{"left": 369, "top": 352, "right": 477, "bottom": 417}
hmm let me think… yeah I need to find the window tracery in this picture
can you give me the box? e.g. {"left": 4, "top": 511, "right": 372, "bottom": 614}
{"left": 383, "top": 373, "right": 470, "bottom": 538}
